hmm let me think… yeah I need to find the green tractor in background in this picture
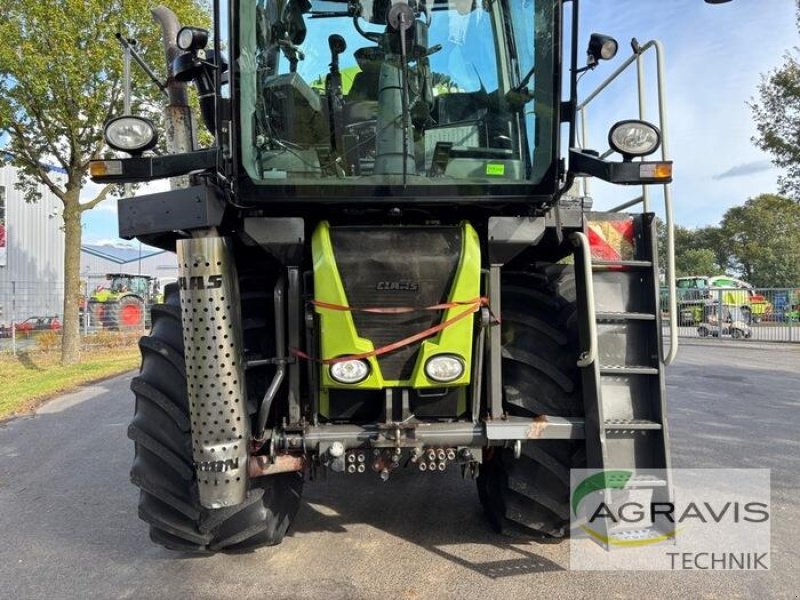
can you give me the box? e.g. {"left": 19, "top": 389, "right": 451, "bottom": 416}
{"left": 87, "top": 273, "right": 162, "bottom": 330}
{"left": 676, "top": 275, "right": 771, "bottom": 326}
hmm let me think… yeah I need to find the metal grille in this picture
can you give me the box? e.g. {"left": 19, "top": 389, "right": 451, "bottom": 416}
{"left": 177, "top": 237, "right": 250, "bottom": 509}
{"left": 330, "top": 226, "right": 462, "bottom": 380}
{"left": 662, "top": 286, "right": 800, "bottom": 344}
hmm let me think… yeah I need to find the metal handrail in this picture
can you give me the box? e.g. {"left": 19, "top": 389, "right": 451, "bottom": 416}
{"left": 575, "top": 40, "right": 678, "bottom": 366}
{"left": 571, "top": 232, "right": 598, "bottom": 368}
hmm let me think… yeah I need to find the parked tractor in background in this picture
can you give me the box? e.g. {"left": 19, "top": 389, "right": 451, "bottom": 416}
{"left": 676, "top": 275, "right": 771, "bottom": 325}
{"left": 86, "top": 274, "right": 162, "bottom": 330}
{"left": 91, "top": 0, "right": 681, "bottom": 552}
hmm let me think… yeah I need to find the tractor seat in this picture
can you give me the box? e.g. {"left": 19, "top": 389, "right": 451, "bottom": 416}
{"left": 344, "top": 47, "right": 384, "bottom": 127}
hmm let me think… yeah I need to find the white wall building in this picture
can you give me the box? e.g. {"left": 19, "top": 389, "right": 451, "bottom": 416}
{"left": 1, "top": 160, "right": 178, "bottom": 326}
{"left": 0, "top": 163, "right": 66, "bottom": 323}
{"left": 81, "top": 243, "right": 178, "bottom": 282}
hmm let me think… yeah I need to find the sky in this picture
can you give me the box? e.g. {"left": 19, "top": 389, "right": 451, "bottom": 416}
{"left": 81, "top": 0, "right": 799, "bottom": 244}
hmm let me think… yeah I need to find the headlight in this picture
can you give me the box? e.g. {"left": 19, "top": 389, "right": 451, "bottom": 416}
{"left": 588, "top": 33, "right": 619, "bottom": 62}
{"left": 103, "top": 116, "right": 158, "bottom": 154}
{"left": 608, "top": 120, "right": 662, "bottom": 159}
{"left": 330, "top": 359, "right": 370, "bottom": 384}
{"left": 425, "top": 354, "right": 465, "bottom": 383}
{"left": 177, "top": 26, "right": 209, "bottom": 52}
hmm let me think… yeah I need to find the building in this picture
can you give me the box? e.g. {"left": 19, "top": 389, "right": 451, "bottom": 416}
{"left": 0, "top": 163, "right": 66, "bottom": 323}
{"left": 0, "top": 161, "right": 178, "bottom": 326}
{"left": 81, "top": 243, "right": 178, "bottom": 282}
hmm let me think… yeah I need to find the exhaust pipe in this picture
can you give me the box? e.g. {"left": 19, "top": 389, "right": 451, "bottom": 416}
{"left": 177, "top": 236, "right": 249, "bottom": 509}
{"left": 151, "top": 5, "right": 195, "bottom": 188}
{"left": 248, "top": 454, "right": 305, "bottom": 477}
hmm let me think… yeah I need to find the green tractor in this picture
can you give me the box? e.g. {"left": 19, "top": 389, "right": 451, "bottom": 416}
{"left": 87, "top": 273, "right": 160, "bottom": 330}
{"left": 91, "top": 0, "right": 680, "bottom": 552}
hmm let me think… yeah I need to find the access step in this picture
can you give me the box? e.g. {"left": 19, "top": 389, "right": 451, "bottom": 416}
{"left": 603, "top": 418, "right": 662, "bottom": 431}
{"left": 626, "top": 474, "right": 668, "bottom": 488}
{"left": 592, "top": 260, "right": 653, "bottom": 270}
{"left": 599, "top": 365, "right": 660, "bottom": 376}
{"left": 595, "top": 311, "right": 656, "bottom": 322}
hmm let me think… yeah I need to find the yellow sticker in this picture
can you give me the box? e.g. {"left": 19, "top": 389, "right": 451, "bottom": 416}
{"left": 486, "top": 163, "right": 505, "bottom": 176}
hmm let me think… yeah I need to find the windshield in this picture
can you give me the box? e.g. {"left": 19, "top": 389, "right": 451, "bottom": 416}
{"left": 110, "top": 276, "right": 149, "bottom": 295}
{"left": 238, "top": 0, "right": 557, "bottom": 191}
{"left": 677, "top": 278, "right": 708, "bottom": 289}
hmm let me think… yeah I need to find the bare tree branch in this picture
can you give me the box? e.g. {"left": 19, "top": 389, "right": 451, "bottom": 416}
{"left": 3, "top": 143, "right": 66, "bottom": 202}
{"left": 79, "top": 184, "right": 115, "bottom": 211}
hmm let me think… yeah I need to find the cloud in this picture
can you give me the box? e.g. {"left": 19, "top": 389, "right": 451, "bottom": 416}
{"left": 94, "top": 198, "right": 118, "bottom": 214}
{"left": 712, "top": 160, "right": 774, "bottom": 181}
{"left": 83, "top": 238, "right": 138, "bottom": 248}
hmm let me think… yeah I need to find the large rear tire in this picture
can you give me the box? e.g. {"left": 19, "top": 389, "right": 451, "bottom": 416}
{"left": 104, "top": 295, "right": 145, "bottom": 331}
{"left": 129, "top": 283, "right": 302, "bottom": 553}
{"left": 477, "top": 264, "right": 584, "bottom": 539}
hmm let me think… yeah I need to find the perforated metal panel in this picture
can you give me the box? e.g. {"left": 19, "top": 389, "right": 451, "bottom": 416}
{"left": 177, "top": 237, "right": 250, "bottom": 509}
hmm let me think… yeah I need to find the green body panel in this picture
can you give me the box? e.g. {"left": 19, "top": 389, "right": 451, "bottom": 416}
{"left": 92, "top": 289, "right": 115, "bottom": 303}
{"left": 311, "top": 221, "right": 481, "bottom": 391}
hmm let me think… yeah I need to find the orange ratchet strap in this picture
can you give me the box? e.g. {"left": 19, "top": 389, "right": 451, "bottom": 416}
{"left": 291, "top": 297, "right": 497, "bottom": 365}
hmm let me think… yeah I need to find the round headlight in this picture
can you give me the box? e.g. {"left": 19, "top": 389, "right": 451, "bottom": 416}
{"left": 330, "top": 359, "right": 370, "bottom": 384}
{"left": 177, "top": 26, "right": 209, "bottom": 52}
{"left": 588, "top": 33, "right": 619, "bottom": 63}
{"left": 425, "top": 354, "right": 465, "bottom": 383}
{"left": 608, "top": 120, "right": 662, "bottom": 159}
{"left": 104, "top": 116, "right": 158, "bottom": 154}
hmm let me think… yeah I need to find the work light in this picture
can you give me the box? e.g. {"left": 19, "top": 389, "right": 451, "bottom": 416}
{"left": 608, "top": 120, "right": 662, "bottom": 160}
{"left": 103, "top": 116, "right": 158, "bottom": 154}
{"left": 177, "top": 27, "right": 209, "bottom": 52}
{"left": 588, "top": 33, "right": 619, "bottom": 64}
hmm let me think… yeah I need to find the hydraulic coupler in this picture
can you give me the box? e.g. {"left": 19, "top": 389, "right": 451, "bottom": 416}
{"left": 176, "top": 236, "right": 250, "bottom": 509}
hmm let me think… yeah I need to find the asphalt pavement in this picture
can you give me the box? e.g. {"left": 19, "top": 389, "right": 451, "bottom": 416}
{"left": 0, "top": 341, "right": 798, "bottom": 599}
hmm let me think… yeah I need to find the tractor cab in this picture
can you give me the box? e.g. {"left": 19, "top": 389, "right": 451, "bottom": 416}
{"left": 238, "top": 0, "right": 556, "bottom": 192}
{"left": 94, "top": 274, "right": 155, "bottom": 300}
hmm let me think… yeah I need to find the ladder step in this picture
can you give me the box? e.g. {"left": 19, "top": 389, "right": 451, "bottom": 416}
{"left": 605, "top": 526, "right": 675, "bottom": 544}
{"left": 592, "top": 260, "right": 653, "bottom": 270}
{"left": 626, "top": 474, "right": 668, "bottom": 488}
{"left": 600, "top": 365, "right": 659, "bottom": 375}
{"left": 604, "top": 418, "right": 662, "bottom": 431}
{"left": 596, "top": 311, "right": 656, "bottom": 322}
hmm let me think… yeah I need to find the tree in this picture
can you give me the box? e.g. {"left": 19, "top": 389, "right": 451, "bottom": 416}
{"left": 675, "top": 248, "right": 720, "bottom": 279}
{"left": 750, "top": 6, "right": 800, "bottom": 200}
{"left": 0, "top": 0, "right": 208, "bottom": 364}
{"left": 720, "top": 194, "right": 800, "bottom": 287}
{"left": 657, "top": 222, "right": 727, "bottom": 278}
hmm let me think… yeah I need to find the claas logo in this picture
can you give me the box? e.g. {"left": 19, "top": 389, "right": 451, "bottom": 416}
{"left": 179, "top": 275, "right": 223, "bottom": 290}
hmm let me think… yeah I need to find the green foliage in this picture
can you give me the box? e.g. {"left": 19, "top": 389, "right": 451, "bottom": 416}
{"left": 676, "top": 249, "right": 721, "bottom": 279}
{"left": 0, "top": 0, "right": 209, "bottom": 364}
{"left": 657, "top": 222, "right": 727, "bottom": 278}
{"left": 751, "top": 51, "right": 800, "bottom": 200}
{"left": 658, "top": 194, "right": 800, "bottom": 287}
{"left": 720, "top": 194, "right": 800, "bottom": 288}
{"left": 0, "top": 0, "right": 210, "bottom": 204}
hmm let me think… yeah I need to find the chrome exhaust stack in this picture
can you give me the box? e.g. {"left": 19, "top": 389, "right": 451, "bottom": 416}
{"left": 177, "top": 236, "right": 250, "bottom": 508}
